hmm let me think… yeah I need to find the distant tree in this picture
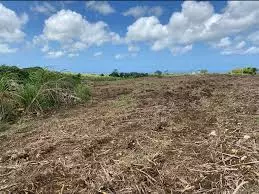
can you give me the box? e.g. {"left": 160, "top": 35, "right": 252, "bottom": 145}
{"left": 199, "top": 69, "right": 208, "bottom": 74}
{"left": 154, "top": 70, "right": 162, "bottom": 76}
{"left": 109, "top": 69, "right": 120, "bottom": 77}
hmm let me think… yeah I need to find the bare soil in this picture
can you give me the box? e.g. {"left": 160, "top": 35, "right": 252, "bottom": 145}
{"left": 0, "top": 75, "right": 259, "bottom": 193}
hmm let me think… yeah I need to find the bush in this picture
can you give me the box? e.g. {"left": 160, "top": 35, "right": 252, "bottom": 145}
{"left": 75, "top": 84, "right": 91, "bottom": 102}
{"left": 243, "top": 67, "right": 257, "bottom": 75}
{"left": 0, "top": 65, "right": 91, "bottom": 123}
{"left": 231, "top": 67, "right": 257, "bottom": 75}
{"left": 199, "top": 69, "right": 208, "bottom": 74}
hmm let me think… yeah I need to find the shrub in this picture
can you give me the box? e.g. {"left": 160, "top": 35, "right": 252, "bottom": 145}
{"left": 243, "top": 67, "right": 257, "bottom": 75}
{"left": 199, "top": 69, "right": 208, "bottom": 74}
{"left": 231, "top": 67, "right": 257, "bottom": 75}
{"left": 75, "top": 84, "right": 91, "bottom": 102}
{"left": 0, "top": 65, "right": 91, "bottom": 123}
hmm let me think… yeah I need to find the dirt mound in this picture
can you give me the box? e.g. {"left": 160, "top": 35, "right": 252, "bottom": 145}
{"left": 0, "top": 75, "right": 259, "bottom": 193}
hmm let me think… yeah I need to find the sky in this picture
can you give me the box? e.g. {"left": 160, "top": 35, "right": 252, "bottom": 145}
{"left": 1, "top": 1, "right": 259, "bottom": 74}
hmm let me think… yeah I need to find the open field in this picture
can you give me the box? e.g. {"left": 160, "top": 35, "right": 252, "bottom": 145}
{"left": 0, "top": 75, "right": 259, "bottom": 193}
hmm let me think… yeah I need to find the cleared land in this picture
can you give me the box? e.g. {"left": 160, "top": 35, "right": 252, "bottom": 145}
{"left": 0, "top": 75, "right": 259, "bottom": 193}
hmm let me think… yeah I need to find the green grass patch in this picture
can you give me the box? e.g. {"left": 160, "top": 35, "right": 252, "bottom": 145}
{"left": 0, "top": 65, "right": 91, "bottom": 124}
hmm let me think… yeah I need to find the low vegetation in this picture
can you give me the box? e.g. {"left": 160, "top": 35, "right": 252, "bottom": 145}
{"left": 0, "top": 65, "right": 90, "bottom": 123}
{"left": 230, "top": 67, "right": 257, "bottom": 75}
{"left": 109, "top": 69, "right": 149, "bottom": 78}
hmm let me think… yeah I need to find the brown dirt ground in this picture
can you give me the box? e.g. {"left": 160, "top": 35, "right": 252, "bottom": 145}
{"left": 0, "top": 75, "right": 259, "bottom": 194}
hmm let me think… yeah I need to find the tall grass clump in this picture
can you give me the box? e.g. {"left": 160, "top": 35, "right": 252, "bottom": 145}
{"left": 0, "top": 65, "right": 91, "bottom": 123}
{"left": 0, "top": 74, "right": 19, "bottom": 122}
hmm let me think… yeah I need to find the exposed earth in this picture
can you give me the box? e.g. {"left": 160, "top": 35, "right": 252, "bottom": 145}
{"left": 0, "top": 75, "right": 259, "bottom": 193}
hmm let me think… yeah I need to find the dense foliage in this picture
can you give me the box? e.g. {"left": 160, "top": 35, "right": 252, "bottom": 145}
{"left": 231, "top": 67, "right": 257, "bottom": 75}
{"left": 0, "top": 65, "right": 90, "bottom": 123}
{"left": 109, "top": 69, "right": 149, "bottom": 78}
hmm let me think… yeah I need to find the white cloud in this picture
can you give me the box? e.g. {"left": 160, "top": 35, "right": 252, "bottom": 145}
{"left": 0, "top": 43, "right": 17, "bottom": 54}
{"left": 86, "top": 1, "right": 115, "bottom": 15}
{"left": 123, "top": 6, "right": 163, "bottom": 18}
{"left": 214, "top": 37, "right": 232, "bottom": 48}
{"left": 216, "top": 38, "right": 257, "bottom": 55}
{"left": 46, "top": 50, "right": 64, "bottom": 58}
{"left": 35, "top": 9, "right": 121, "bottom": 57}
{"left": 126, "top": 1, "right": 259, "bottom": 55}
{"left": 0, "top": 3, "right": 28, "bottom": 44}
{"left": 31, "top": 2, "right": 56, "bottom": 15}
{"left": 235, "top": 41, "right": 246, "bottom": 49}
{"left": 221, "top": 46, "right": 259, "bottom": 55}
{"left": 0, "top": 3, "right": 28, "bottom": 54}
{"left": 244, "top": 46, "right": 259, "bottom": 54}
{"left": 94, "top": 51, "right": 103, "bottom": 57}
{"left": 170, "top": 45, "right": 192, "bottom": 56}
{"left": 126, "top": 16, "right": 168, "bottom": 42}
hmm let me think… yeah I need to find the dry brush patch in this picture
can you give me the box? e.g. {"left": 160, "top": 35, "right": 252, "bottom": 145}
{"left": 0, "top": 75, "right": 259, "bottom": 193}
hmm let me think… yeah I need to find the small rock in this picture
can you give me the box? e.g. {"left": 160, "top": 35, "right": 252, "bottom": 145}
{"left": 243, "top": 135, "right": 250, "bottom": 140}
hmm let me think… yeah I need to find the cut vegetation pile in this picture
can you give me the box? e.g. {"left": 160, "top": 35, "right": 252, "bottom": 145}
{"left": 0, "top": 74, "right": 259, "bottom": 193}
{"left": 0, "top": 66, "right": 90, "bottom": 124}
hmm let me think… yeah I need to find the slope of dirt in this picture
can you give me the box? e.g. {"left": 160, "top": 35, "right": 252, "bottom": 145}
{"left": 0, "top": 75, "right": 259, "bottom": 193}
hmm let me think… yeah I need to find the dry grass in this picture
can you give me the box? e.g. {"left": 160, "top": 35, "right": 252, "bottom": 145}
{"left": 0, "top": 75, "right": 258, "bottom": 193}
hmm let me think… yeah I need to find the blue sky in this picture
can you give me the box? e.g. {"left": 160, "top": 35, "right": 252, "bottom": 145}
{"left": 1, "top": 1, "right": 259, "bottom": 73}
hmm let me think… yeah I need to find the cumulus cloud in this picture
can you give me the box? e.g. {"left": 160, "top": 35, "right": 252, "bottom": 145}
{"left": 213, "top": 37, "right": 232, "bottom": 48}
{"left": 0, "top": 43, "right": 17, "bottom": 54}
{"left": 0, "top": 3, "right": 28, "bottom": 54}
{"left": 46, "top": 50, "right": 64, "bottom": 58}
{"left": 123, "top": 6, "right": 163, "bottom": 18}
{"left": 170, "top": 45, "right": 193, "bottom": 56}
{"left": 31, "top": 2, "right": 57, "bottom": 15}
{"left": 34, "top": 9, "right": 121, "bottom": 57}
{"left": 126, "top": 16, "right": 168, "bottom": 42}
{"left": 126, "top": 1, "right": 259, "bottom": 55}
{"left": 86, "top": 1, "right": 115, "bottom": 15}
{"left": 212, "top": 37, "right": 258, "bottom": 55}
{"left": 0, "top": 3, "right": 28, "bottom": 43}
{"left": 221, "top": 46, "right": 259, "bottom": 55}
